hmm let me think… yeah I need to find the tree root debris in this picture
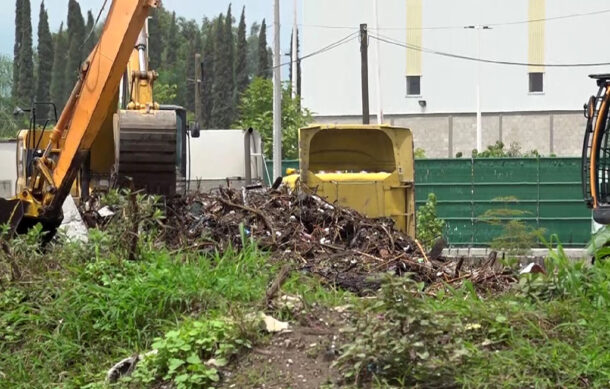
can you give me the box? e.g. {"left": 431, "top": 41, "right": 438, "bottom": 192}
{"left": 82, "top": 187, "right": 516, "bottom": 294}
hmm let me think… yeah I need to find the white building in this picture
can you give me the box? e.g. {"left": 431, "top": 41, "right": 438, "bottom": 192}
{"left": 301, "top": 0, "right": 610, "bottom": 157}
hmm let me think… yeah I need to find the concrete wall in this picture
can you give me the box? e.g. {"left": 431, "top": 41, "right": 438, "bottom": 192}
{"left": 314, "top": 110, "right": 584, "bottom": 158}
{"left": 0, "top": 141, "right": 16, "bottom": 197}
{"left": 302, "top": 0, "right": 610, "bottom": 116}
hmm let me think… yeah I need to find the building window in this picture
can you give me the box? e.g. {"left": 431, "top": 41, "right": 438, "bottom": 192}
{"left": 529, "top": 72, "right": 543, "bottom": 93}
{"left": 406, "top": 75, "right": 421, "bottom": 96}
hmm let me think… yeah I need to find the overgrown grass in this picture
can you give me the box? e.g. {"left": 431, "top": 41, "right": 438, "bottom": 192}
{"left": 336, "top": 239, "right": 610, "bottom": 388}
{"left": 0, "top": 228, "right": 275, "bottom": 387}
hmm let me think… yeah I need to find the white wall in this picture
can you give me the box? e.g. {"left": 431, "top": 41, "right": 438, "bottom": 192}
{"left": 187, "top": 130, "right": 263, "bottom": 181}
{"left": 302, "top": 0, "right": 610, "bottom": 116}
{"left": 0, "top": 141, "right": 16, "bottom": 197}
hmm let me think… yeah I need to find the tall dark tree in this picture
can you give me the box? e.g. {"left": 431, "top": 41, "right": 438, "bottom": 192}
{"left": 257, "top": 19, "right": 270, "bottom": 78}
{"left": 224, "top": 5, "right": 235, "bottom": 120}
{"left": 148, "top": 8, "right": 165, "bottom": 70}
{"left": 16, "top": 0, "right": 34, "bottom": 105}
{"left": 83, "top": 10, "right": 97, "bottom": 55}
{"left": 36, "top": 1, "right": 53, "bottom": 119}
{"left": 201, "top": 20, "right": 215, "bottom": 128}
{"left": 289, "top": 28, "right": 302, "bottom": 97}
{"left": 181, "top": 20, "right": 202, "bottom": 112}
{"left": 235, "top": 6, "right": 248, "bottom": 98}
{"left": 211, "top": 14, "right": 232, "bottom": 128}
{"left": 50, "top": 24, "right": 67, "bottom": 109}
{"left": 64, "top": 0, "right": 85, "bottom": 103}
{"left": 246, "top": 22, "right": 260, "bottom": 80}
{"left": 163, "top": 12, "right": 178, "bottom": 68}
{"left": 12, "top": 0, "right": 23, "bottom": 100}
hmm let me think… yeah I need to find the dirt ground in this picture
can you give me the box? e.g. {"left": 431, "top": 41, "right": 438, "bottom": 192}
{"left": 221, "top": 308, "right": 349, "bottom": 388}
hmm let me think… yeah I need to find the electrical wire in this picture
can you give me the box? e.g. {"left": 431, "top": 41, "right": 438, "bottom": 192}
{"left": 298, "top": 8, "right": 610, "bottom": 31}
{"left": 81, "top": 0, "right": 109, "bottom": 49}
{"left": 370, "top": 33, "right": 610, "bottom": 68}
{"left": 271, "top": 31, "right": 359, "bottom": 70}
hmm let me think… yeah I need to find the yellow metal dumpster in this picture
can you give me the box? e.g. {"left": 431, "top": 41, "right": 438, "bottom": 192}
{"left": 286, "top": 124, "right": 415, "bottom": 236}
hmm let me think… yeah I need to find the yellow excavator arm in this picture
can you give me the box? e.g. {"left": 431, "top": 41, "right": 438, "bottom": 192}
{"left": 0, "top": 0, "right": 159, "bottom": 233}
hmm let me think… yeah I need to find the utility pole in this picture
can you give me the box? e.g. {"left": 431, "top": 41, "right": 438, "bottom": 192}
{"left": 194, "top": 53, "right": 202, "bottom": 125}
{"left": 373, "top": 0, "right": 383, "bottom": 124}
{"left": 291, "top": 0, "right": 298, "bottom": 99}
{"left": 360, "top": 23, "right": 370, "bottom": 124}
{"left": 464, "top": 24, "right": 491, "bottom": 152}
{"left": 272, "top": 0, "right": 282, "bottom": 179}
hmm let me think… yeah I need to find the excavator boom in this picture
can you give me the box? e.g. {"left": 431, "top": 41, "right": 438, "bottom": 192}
{"left": 0, "top": 0, "right": 159, "bottom": 233}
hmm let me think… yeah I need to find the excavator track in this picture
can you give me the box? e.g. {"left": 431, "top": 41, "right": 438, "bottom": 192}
{"left": 114, "top": 109, "right": 177, "bottom": 195}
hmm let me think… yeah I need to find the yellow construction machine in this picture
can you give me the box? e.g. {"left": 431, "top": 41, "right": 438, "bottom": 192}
{"left": 0, "top": 0, "right": 178, "bottom": 233}
{"left": 284, "top": 124, "right": 416, "bottom": 236}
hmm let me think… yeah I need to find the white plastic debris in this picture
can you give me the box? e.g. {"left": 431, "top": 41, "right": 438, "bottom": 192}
{"left": 97, "top": 206, "right": 115, "bottom": 218}
{"left": 261, "top": 313, "right": 289, "bottom": 333}
{"left": 60, "top": 196, "right": 88, "bottom": 242}
{"left": 520, "top": 262, "right": 545, "bottom": 275}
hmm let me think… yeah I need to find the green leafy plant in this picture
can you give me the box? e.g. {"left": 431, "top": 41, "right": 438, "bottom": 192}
{"left": 414, "top": 147, "right": 426, "bottom": 159}
{"left": 234, "top": 77, "right": 313, "bottom": 159}
{"left": 416, "top": 193, "right": 445, "bottom": 250}
{"left": 128, "top": 318, "right": 251, "bottom": 388}
{"left": 472, "top": 141, "right": 540, "bottom": 158}
{"left": 335, "top": 277, "right": 467, "bottom": 386}
{"left": 479, "top": 196, "right": 544, "bottom": 255}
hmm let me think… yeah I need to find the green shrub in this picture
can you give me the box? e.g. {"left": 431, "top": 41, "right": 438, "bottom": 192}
{"left": 416, "top": 193, "right": 445, "bottom": 249}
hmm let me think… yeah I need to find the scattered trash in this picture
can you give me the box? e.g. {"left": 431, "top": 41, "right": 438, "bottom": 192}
{"left": 261, "top": 313, "right": 290, "bottom": 333}
{"left": 520, "top": 262, "right": 546, "bottom": 275}
{"left": 97, "top": 206, "right": 115, "bottom": 218}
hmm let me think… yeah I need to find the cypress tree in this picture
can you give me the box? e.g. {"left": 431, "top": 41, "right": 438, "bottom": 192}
{"left": 12, "top": 0, "right": 23, "bottom": 100}
{"left": 257, "top": 19, "right": 270, "bottom": 78}
{"left": 246, "top": 22, "right": 260, "bottom": 81}
{"left": 289, "top": 28, "right": 302, "bottom": 97}
{"left": 201, "top": 21, "right": 215, "bottom": 128}
{"left": 181, "top": 21, "right": 202, "bottom": 112}
{"left": 235, "top": 6, "right": 248, "bottom": 98}
{"left": 211, "top": 14, "right": 231, "bottom": 128}
{"left": 163, "top": 12, "right": 178, "bottom": 68}
{"left": 50, "top": 23, "right": 67, "bottom": 109}
{"left": 36, "top": 1, "right": 53, "bottom": 119}
{"left": 148, "top": 8, "right": 164, "bottom": 70}
{"left": 64, "top": 0, "right": 85, "bottom": 102}
{"left": 224, "top": 4, "right": 235, "bottom": 121}
{"left": 17, "top": 0, "right": 34, "bottom": 105}
{"left": 84, "top": 10, "right": 97, "bottom": 55}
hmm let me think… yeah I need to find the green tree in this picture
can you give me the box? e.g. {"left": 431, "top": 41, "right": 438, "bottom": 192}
{"left": 180, "top": 20, "right": 202, "bottom": 112}
{"left": 0, "top": 55, "right": 20, "bottom": 138}
{"left": 12, "top": 0, "right": 23, "bottom": 100}
{"left": 148, "top": 7, "right": 167, "bottom": 70}
{"left": 36, "top": 1, "right": 53, "bottom": 119}
{"left": 201, "top": 19, "right": 215, "bottom": 128}
{"left": 257, "top": 19, "right": 270, "bottom": 78}
{"left": 234, "top": 77, "right": 312, "bottom": 159}
{"left": 50, "top": 24, "right": 67, "bottom": 109}
{"left": 246, "top": 22, "right": 260, "bottom": 81}
{"left": 16, "top": 0, "right": 34, "bottom": 105}
{"left": 211, "top": 14, "right": 233, "bottom": 128}
{"left": 235, "top": 6, "right": 248, "bottom": 99}
{"left": 163, "top": 12, "right": 178, "bottom": 68}
{"left": 64, "top": 0, "right": 85, "bottom": 103}
{"left": 288, "top": 28, "right": 302, "bottom": 97}
{"left": 83, "top": 10, "right": 97, "bottom": 55}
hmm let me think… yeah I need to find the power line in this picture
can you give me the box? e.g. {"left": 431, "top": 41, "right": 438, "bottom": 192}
{"left": 82, "top": 0, "right": 109, "bottom": 49}
{"left": 298, "top": 8, "right": 610, "bottom": 31}
{"left": 271, "top": 31, "right": 359, "bottom": 70}
{"left": 370, "top": 34, "right": 610, "bottom": 68}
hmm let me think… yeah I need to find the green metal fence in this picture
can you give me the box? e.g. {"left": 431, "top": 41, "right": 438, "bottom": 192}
{"left": 266, "top": 158, "right": 591, "bottom": 247}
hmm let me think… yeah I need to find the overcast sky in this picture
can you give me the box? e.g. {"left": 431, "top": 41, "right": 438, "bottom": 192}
{"left": 0, "top": 0, "right": 302, "bottom": 58}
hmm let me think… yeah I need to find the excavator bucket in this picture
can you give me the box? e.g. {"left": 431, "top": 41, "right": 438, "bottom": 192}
{"left": 114, "top": 110, "right": 178, "bottom": 195}
{"left": 0, "top": 198, "right": 24, "bottom": 235}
